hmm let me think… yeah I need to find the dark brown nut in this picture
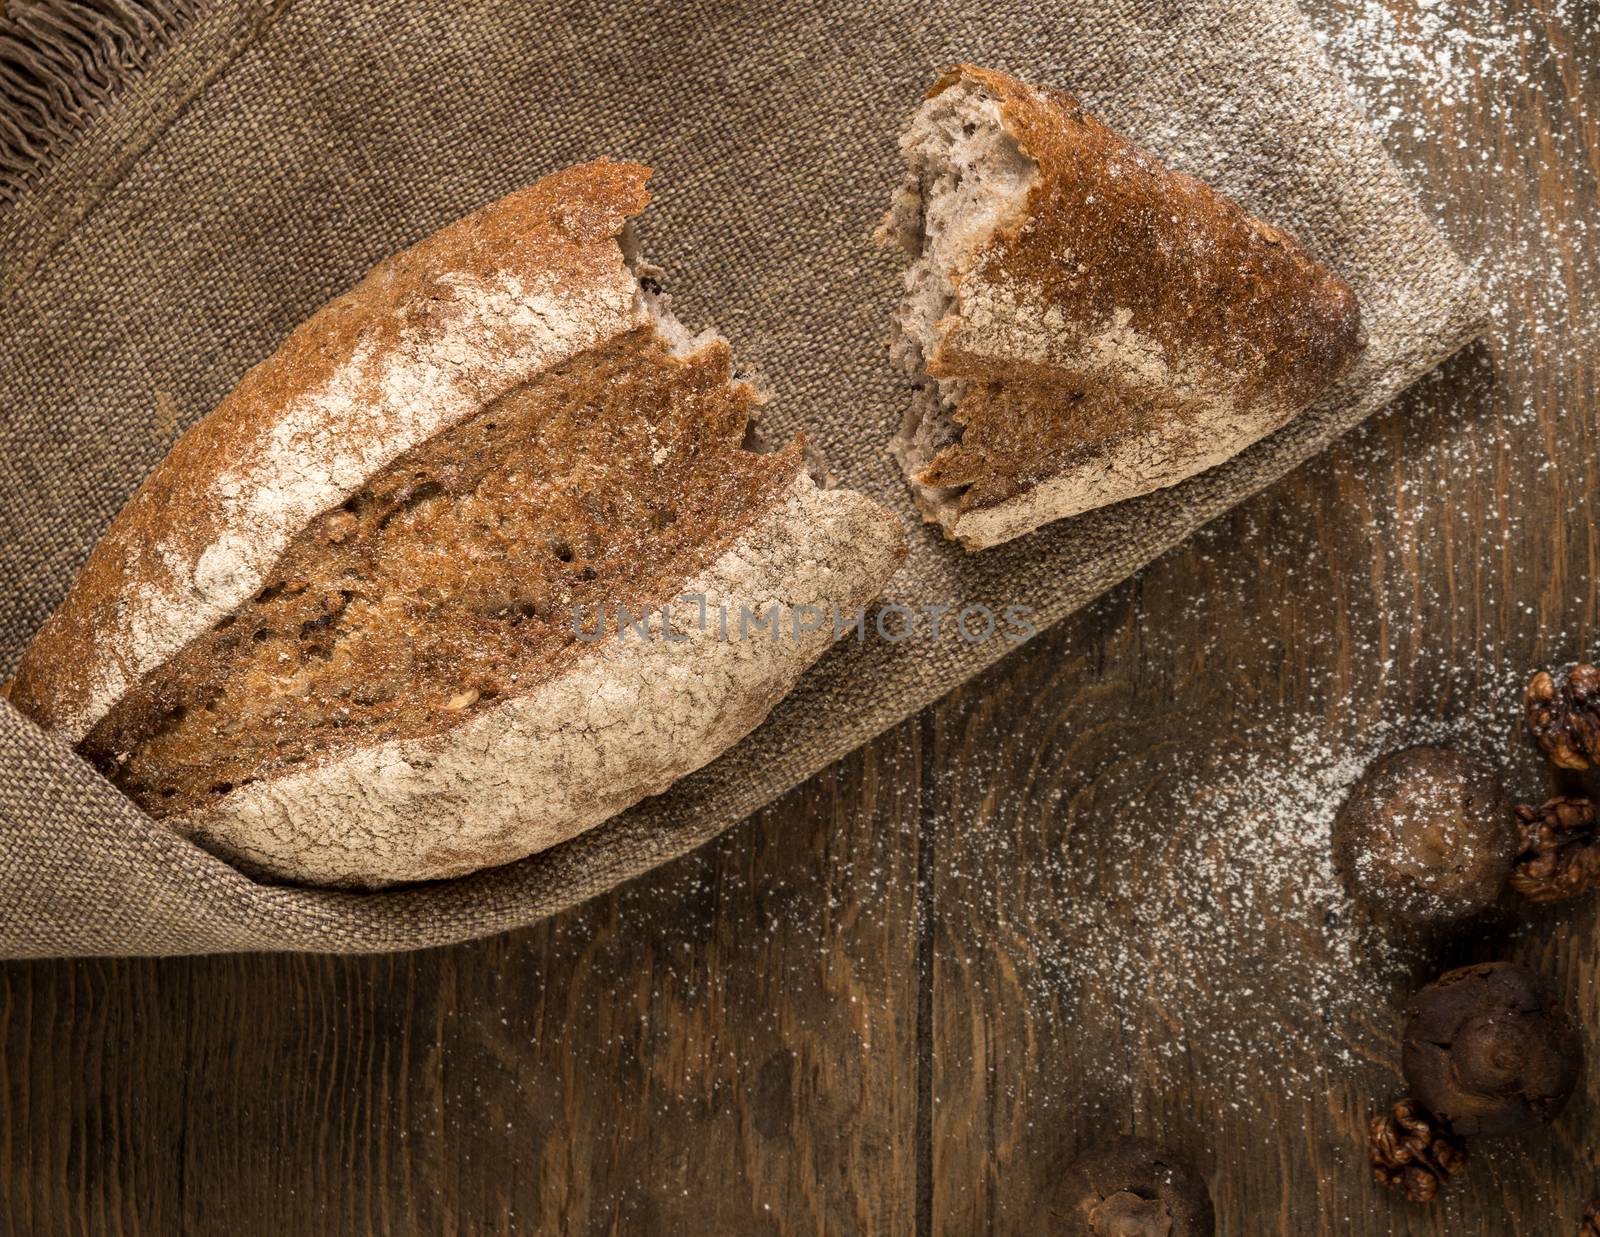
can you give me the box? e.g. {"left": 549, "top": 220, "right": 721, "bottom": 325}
{"left": 1332, "top": 746, "right": 1514, "bottom": 922}
{"left": 1401, "top": 961, "right": 1581, "bottom": 1137}
{"left": 1367, "top": 1098, "right": 1466, "bottom": 1203}
{"left": 1526, "top": 664, "right": 1600, "bottom": 769}
{"left": 1511, "top": 797, "right": 1600, "bottom": 903}
{"left": 1060, "top": 1137, "right": 1214, "bottom": 1236}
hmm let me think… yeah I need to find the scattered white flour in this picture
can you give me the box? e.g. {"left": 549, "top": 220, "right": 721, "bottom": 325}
{"left": 918, "top": 677, "right": 1539, "bottom": 1105}
{"left": 1312, "top": 0, "right": 1597, "bottom": 360}
{"left": 978, "top": 1, "right": 1600, "bottom": 1105}
{"left": 1313, "top": 0, "right": 1535, "bottom": 124}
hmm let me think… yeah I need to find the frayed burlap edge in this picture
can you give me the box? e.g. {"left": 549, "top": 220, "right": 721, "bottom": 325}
{"left": 0, "top": 0, "right": 288, "bottom": 296}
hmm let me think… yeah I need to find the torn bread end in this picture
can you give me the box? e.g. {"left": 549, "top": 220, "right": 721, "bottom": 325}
{"left": 624, "top": 225, "right": 837, "bottom": 489}
{"left": 882, "top": 76, "right": 1036, "bottom": 534}
{"left": 622, "top": 221, "right": 720, "bottom": 358}
{"left": 881, "top": 68, "right": 1366, "bottom": 551}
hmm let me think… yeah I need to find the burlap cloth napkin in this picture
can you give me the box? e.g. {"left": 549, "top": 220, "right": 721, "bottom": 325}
{"left": 0, "top": 0, "right": 1483, "bottom": 957}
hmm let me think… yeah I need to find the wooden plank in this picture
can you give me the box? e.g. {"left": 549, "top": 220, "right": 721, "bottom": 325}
{"left": 2, "top": 1, "right": 1596, "bottom": 1233}
{"left": 926, "top": 0, "right": 1600, "bottom": 1231}
{"left": 0, "top": 731, "right": 924, "bottom": 1235}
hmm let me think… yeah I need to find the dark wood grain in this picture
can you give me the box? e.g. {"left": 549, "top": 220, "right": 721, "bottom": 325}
{"left": 922, "top": 1, "right": 1600, "bottom": 1231}
{"left": 2, "top": 0, "right": 1596, "bottom": 1232}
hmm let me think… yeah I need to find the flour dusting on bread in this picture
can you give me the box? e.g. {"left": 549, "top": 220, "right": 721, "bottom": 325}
{"left": 178, "top": 473, "right": 901, "bottom": 887}
{"left": 881, "top": 65, "right": 1366, "bottom": 550}
{"left": 78, "top": 271, "right": 643, "bottom": 742}
{"left": 9, "top": 161, "right": 906, "bottom": 888}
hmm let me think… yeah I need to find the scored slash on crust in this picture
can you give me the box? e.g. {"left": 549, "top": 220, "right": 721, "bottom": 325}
{"left": 10, "top": 160, "right": 906, "bottom": 888}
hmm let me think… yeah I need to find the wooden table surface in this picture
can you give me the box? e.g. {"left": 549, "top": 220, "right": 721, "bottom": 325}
{"left": 2, "top": 1, "right": 1595, "bottom": 1233}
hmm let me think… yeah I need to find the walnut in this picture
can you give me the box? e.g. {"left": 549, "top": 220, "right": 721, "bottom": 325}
{"left": 1367, "top": 1098, "right": 1466, "bottom": 1203}
{"left": 1526, "top": 664, "right": 1600, "bottom": 769}
{"left": 1401, "top": 962, "right": 1581, "bottom": 1137}
{"left": 1511, "top": 797, "right": 1600, "bottom": 903}
{"left": 1581, "top": 1199, "right": 1600, "bottom": 1237}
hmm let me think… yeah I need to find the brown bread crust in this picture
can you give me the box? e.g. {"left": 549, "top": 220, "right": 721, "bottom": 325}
{"left": 80, "top": 332, "right": 804, "bottom": 822}
{"left": 7, "top": 160, "right": 908, "bottom": 886}
{"left": 177, "top": 472, "right": 903, "bottom": 888}
{"left": 914, "top": 65, "right": 1366, "bottom": 548}
{"left": 11, "top": 160, "right": 655, "bottom": 739}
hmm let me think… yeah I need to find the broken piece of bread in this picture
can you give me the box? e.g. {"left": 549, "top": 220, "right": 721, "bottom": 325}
{"left": 8, "top": 160, "right": 905, "bottom": 888}
{"left": 881, "top": 64, "right": 1366, "bottom": 549}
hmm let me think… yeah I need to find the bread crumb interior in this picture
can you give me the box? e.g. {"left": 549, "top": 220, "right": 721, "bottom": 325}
{"left": 84, "top": 257, "right": 802, "bottom": 820}
{"left": 882, "top": 80, "right": 1034, "bottom": 523}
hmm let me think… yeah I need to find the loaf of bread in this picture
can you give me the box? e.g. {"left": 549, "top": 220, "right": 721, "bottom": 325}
{"left": 7, "top": 160, "right": 906, "bottom": 888}
{"left": 881, "top": 64, "right": 1367, "bottom": 549}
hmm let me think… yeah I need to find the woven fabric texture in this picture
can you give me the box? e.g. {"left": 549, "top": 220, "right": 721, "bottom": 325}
{"left": 0, "top": 0, "right": 1483, "bottom": 956}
